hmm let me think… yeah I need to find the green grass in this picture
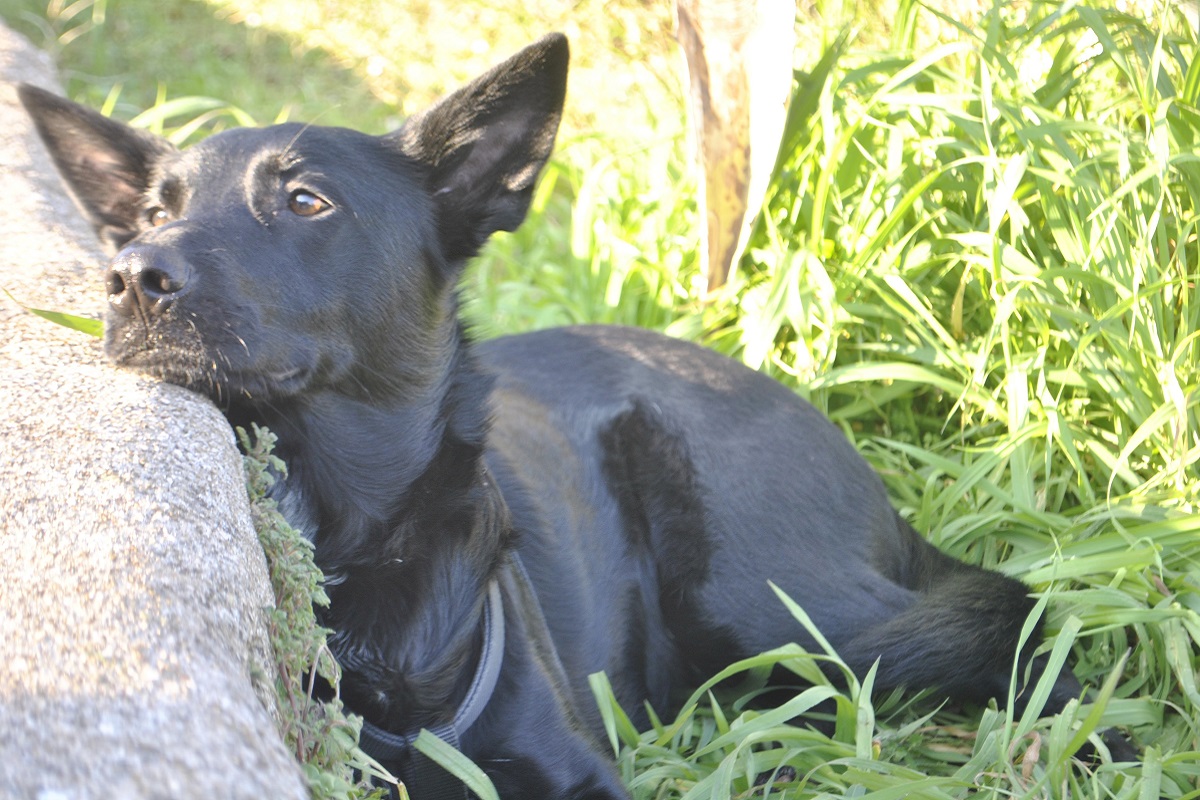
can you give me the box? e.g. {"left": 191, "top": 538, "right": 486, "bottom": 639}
{"left": 6, "top": 0, "right": 1198, "bottom": 797}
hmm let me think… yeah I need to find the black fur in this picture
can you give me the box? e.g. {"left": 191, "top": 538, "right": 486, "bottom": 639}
{"left": 19, "top": 33, "right": 1133, "bottom": 799}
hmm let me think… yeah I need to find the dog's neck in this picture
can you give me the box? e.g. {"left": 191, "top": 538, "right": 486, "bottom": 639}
{"left": 238, "top": 328, "right": 509, "bottom": 729}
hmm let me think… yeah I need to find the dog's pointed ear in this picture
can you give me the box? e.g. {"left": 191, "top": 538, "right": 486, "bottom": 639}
{"left": 18, "top": 84, "right": 175, "bottom": 252}
{"left": 389, "top": 33, "right": 568, "bottom": 263}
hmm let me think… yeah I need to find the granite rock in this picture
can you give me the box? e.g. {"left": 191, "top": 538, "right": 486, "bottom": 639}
{"left": 0, "top": 23, "right": 307, "bottom": 800}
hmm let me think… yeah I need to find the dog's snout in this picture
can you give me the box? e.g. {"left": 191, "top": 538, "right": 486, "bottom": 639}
{"left": 107, "top": 247, "right": 191, "bottom": 318}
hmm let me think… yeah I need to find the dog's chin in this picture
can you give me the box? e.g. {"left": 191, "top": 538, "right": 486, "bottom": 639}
{"left": 103, "top": 310, "right": 332, "bottom": 406}
{"left": 105, "top": 338, "right": 316, "bottom": 407}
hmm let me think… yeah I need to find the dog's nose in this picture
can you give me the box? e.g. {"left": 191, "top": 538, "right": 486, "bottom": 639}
{"left": 106, "top": 247, "right": 191, "bottom": 318}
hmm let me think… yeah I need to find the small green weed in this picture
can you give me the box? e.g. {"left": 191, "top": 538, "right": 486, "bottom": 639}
{"left": 2, "top": 290, "right": 102, "bottom": 337}
{"left": 240, "top": 424, "right": 393, "bottom": 800}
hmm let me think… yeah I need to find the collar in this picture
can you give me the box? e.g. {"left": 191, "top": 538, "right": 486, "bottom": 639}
{"left": 357, "top": 578, "right": 505, "bottom": 800}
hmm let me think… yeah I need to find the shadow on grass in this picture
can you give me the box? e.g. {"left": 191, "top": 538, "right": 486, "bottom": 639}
{"left": 2, "top": 0, "right": 398, "bottom": 133}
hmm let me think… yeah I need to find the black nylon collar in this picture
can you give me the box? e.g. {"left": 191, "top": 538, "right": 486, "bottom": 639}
{"left": 357, "top": 579, "right": 505, "bottom": 800}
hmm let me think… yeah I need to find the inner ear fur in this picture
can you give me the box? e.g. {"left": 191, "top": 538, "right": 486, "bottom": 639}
{"left": 389, "top": 33, "right": 569, "bottom": 263}
{"left": 18, "top": 84, "right": 174, "bottom": 253}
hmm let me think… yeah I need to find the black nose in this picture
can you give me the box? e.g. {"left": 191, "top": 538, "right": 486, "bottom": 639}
{"left": 106, "top": 247, "right": 191, "bottom": 318}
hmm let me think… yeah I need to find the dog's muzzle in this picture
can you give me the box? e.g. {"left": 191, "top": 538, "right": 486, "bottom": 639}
{"left": 107, "top": 245, "right": 192, "bottom": 320}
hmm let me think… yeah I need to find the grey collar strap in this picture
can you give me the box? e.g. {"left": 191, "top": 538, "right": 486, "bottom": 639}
{"left": 357, "top": 579, "right": 505, "bottom": 800}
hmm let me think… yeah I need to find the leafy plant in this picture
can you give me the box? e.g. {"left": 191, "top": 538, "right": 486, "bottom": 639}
{"left": 240, "top": 424, "right": 393, "bottom": 800}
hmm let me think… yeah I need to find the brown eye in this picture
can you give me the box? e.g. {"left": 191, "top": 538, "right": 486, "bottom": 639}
{"left": 146, "top": 207, "right": 169, "bottom": 227}
{"left": 288, "top": 190, "right": 330, "bottom": 217}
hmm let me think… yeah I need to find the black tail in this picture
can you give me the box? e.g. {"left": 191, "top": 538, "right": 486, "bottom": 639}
{"left": 839, "top": 517, "right": 1137, "bottom": 759}
{"left": 841, "top": 517, "right": 1078, "bottom": 712}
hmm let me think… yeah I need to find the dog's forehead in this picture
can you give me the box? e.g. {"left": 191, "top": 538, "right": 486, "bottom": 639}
{"left": 174, "top": 123, "right": 396, "bottom": 177}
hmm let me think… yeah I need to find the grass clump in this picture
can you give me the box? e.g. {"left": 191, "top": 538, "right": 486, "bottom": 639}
{"left": 240, "top": 424, "right": 391, "bottom": 800}
{"left": 585, "top": 0, "right": 1200, "bottom": 796}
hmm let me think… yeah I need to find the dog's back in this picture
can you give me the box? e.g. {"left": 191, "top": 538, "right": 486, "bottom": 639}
{"left": 481, "top": 325, "right": 1058, "bottom": 728}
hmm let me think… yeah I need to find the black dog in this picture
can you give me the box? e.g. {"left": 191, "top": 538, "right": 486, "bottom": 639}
{"left": 20, "top": 35, "right": 1130, "bottom": 799}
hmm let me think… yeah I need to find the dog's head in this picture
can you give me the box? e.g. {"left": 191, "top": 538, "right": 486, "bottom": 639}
{"left": 19, "top": 35, "right": 568, "bottom": 406}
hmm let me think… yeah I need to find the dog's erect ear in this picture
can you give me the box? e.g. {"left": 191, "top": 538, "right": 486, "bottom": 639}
{"left": 18, "top": 84, "right": 175, "bottom": 253}
{"left": 390, "top": 33, "right": 568, "bottom": 263}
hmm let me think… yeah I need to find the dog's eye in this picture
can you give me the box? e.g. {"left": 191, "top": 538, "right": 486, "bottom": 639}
{"left": 146, "top": 207, "right": 170, "bottom": 227}
{"left": 288, "top": 190, "right": 330, "bottom": 217}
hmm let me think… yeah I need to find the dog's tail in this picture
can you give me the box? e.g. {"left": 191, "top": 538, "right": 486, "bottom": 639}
{"left": 838, "top": 516, "right": 1082, "bottom": 714}
{"left": 837, "top": 516, "right": 1137, "bottom": 759}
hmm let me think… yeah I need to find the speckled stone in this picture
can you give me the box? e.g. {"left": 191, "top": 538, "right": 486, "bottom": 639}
{"left": 0, "top": 24, "right": 306, "bottom": 799}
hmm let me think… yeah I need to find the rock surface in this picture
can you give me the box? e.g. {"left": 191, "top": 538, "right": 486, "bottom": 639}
{"left": 0, "top": 24, "right": 307, "bottom": 800}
